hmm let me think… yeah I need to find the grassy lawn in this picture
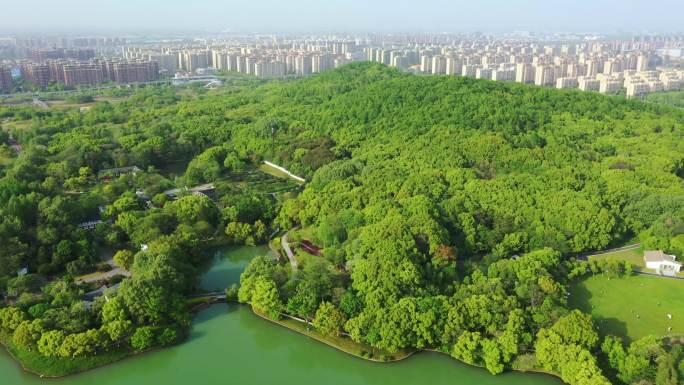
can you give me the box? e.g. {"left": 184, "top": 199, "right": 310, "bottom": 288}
{"left": 0, "top": 330, "right": 133, "bottom": 377}
{"left": 590, "top": 247, "right": 645, "bottom": 270}
{"left": 47, "top": 100, "right": 95, "bottom": 109}
{"left": 569, "top": 274, "right": 684, "bottom": 341}
{"left": 0, "top": 152, "right": 14, "bottom": 167}
{"left": 2, "top": 119, "right": 32, "bottom": 132}
{"left": 252, "top": 309, "right": 415, "bottom": 362}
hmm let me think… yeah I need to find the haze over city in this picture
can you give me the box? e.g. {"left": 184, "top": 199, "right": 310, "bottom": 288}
{"left": 2, "top": 2, "right": 684, "bottom": 385}
{"left": 2, "top": 0, "right": 684, "bottom": 34}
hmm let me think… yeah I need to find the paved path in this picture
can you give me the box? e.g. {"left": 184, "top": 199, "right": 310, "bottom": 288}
{"left": 32, "top": 98, "right": 49, "bottom": 110}
{"left": 577, "top": 243, "right": 641, "bottom": 261}
{"left": 75, "top": 257, "right": 131, "bottom": 284}
{"left": 633, "top": 270, "right": 684, "bottom": 281}
{"left": 281, "top": 230, "right": 298, "bottom": 269}
{"left": 76, "top": 267, "right": 130, "bottom": 284}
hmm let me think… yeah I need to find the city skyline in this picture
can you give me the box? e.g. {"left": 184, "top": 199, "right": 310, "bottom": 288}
{"left": 2, "top": 0, "right": 684, "bottom": 34}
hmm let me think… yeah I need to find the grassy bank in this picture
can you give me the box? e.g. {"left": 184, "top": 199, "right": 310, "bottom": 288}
{"left": 251, "top": 309, "right": 415, "bottom": 362}
{"left": 0, "top": 330, "right": 133, "bottom": 378}
{"left": 252, "top": 308, "right": 562, "bottom": 381}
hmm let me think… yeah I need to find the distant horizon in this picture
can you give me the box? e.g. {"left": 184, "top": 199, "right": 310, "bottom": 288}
{"left": 1, "top": 0, "right": 683, "bottom": 36}
{"left": 0, "top": 28, "right": 681, "bottom": 39}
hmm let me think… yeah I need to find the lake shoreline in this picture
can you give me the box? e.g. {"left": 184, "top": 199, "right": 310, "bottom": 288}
{"left": 250, "top": 306, "right": 564, "bottom": 382}
{"left": 251, "top": 307, "right": 417, "bottom": 363}
{"left": 0, "top": 329, "right": 138, "bottom": 378}
{"left": 0, "top": 299, "right": 563, "bottom": 383}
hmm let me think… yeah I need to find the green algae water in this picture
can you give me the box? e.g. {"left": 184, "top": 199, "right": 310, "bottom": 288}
{"left": 199, "top": 245, "right": 272, "bottom": 290}
{"left": 0, "top": 245, "right": 562, "bottom": 385}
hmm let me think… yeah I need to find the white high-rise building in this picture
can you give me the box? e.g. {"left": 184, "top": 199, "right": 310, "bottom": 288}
{"left": 599, "top": 78, "right": 623, "bottom": 94}
{"left": 492, "top": 68, "right": 515, "bottom": 81}
{"left": 446, "top": 57, "right": 463, "bottom": 76}
{"left": 556, "top": 77, "right": 579, "bottom": 89}
{"left": 636, "top": 55, "right": 649, "bottom": 72}
{"left": 431, "top": 56, "right": 447, "bottom": 75}
{"left": 421, "top": 55, "right": 433, "bottom": 74}
{"left": 534, "top": 65, "right": 555, "bottom": 86}
{"left": 475, "top": 67, "right": 492, "bottom": 80}
{"left": 515, "top": 63, "right": 534, "bottom": 83}
{"left": 462, "top": 64, "right": 479, "bottom": 78}
{"left": 578, "top": 76, "right": 600, "bottom": 91}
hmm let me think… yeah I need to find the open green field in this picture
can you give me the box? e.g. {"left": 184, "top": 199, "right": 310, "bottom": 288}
{"left": 590, "top": 247, "right": 645, "bottom": 270}
{"left": 569, "top": 274, "right": 684, "bottom": 341}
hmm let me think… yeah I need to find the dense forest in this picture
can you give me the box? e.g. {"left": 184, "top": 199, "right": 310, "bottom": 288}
{"left": 646, "top": 90, "right": 684, "bottom": 109}
{"left": 1, "top": 63, "right": 684, "bottom": 383}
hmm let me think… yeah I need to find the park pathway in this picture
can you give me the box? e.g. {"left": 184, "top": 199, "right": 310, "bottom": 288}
{"left": 281, "top": 230, "right": 298, "bottom": 269}
{"left": 577, "top": 243, "right": 641, "bottom": 261}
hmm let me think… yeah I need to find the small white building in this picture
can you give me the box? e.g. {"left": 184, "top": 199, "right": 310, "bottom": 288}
{"left": 644, "top": 250, "right": 682, "bottom": 276}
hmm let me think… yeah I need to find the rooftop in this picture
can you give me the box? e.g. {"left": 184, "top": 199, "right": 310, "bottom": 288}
{"left": 644, "top": 250, "right": 678, "bottom": 263}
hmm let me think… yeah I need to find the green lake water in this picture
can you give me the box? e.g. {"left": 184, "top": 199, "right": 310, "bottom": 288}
{"left": 0, "top": 245, "right": 563, "bottom": 385}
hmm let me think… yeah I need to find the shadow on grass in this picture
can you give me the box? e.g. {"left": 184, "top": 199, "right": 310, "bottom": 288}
{"left": 568, "top": 280, "right": 593, "bottom": 312}
{"left": 593, "top": 317, "right": 629, "bottom": 341}
{"left": 569, "top": 278, "right": 629, "bottom": 340}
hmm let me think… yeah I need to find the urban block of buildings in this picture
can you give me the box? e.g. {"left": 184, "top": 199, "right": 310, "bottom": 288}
{"left": 1, "top": 34, "right": 683, "bottom": 98}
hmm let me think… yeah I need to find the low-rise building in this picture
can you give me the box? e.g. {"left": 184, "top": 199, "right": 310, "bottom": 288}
{"left": 644, "top": 250, "right": 682, "bottom": 276}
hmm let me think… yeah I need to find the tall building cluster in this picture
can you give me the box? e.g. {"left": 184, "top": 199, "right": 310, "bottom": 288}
{"left": 19, "top": 58, "right": 160, "bottom": 88}
{"left": 366, "top": 37, "right": 684, "bottom": 98}
{"left": 0, "top": 33, "right": 682, "bottom": 96}
{"left": 121, "top": 40, "right": 356, "bottom": 77}
{"left": 29, "top": 48, "right": 95, "bottom": 62}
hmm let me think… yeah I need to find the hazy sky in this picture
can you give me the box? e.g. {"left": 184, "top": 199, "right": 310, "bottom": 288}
{"left": 2, "top": 0, "right": 683, "bottom": 34}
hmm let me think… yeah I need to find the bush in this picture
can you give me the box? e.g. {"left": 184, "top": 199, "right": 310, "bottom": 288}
{"left": 157, "top": 327, "right": 179, "bottom": 347}
{"left": 130, "top": 326, "right": 156, "bottom": 351}
{"left": 96, "top": 262, "right": 112, "bottom": 272}
{"left": 6, "top": 275, "right": 42, "bottom": 297}
{"left": 225, "top": 284, "right": 239, "bottom": 302}
{"left": 65, "top": 94, "right": 95, "bottom": 104}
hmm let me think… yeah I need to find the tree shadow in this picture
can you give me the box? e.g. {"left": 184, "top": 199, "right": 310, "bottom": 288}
{"left": 593, "top": 316, "right": 629, "bottom": 341}
{"left": 190, "top": 303, "right": 232, "bottom": 327}
{"left": 568, "top": 280, "right": 593, "bottom": 312}
{"left": 200, "top": 266, "right": 245, "bottom": 290}
{"left": 569, "top": 279, "right": 630, "bottom": 340}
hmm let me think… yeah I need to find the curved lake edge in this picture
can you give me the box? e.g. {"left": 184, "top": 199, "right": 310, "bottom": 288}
{"left": 1, "top": 244, "right": 565, "bottom": 384}
{"left": 249, "top": 305, "right": 564, "bottom": 383}
{"left": 0, "top": 330, "right": 137, "bottom": 378}
{"left": 1, "top": 299, "right": 563, "bottom": 383}
{"left": 251, "top": 307, "right": 417, "bottom": 363}
{"left": 0, "top": 243, "right": 264, "bottom": 379}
